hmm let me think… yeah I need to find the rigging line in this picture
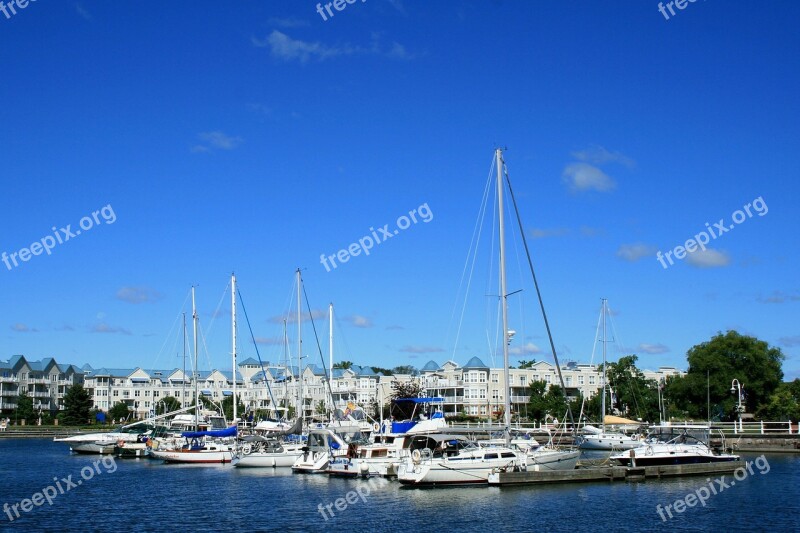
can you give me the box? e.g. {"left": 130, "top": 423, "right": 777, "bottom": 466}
{"left": 578, "top": 303, "right": 604, "bottom": 424}
{"left": 203, "top": 280, "right": 231, "bottom": 367}
{"left": 149, "top": 288, "right": 192, "bottom": 369}
{"left": 606, "top": 304, "right": 644, "bottom": 418}
{"left": 299, "top": 273, "right": 338, "bottom": 411}
{"left": 237, "top": 287, "right": 278, "bottom": 409}
{"left": 502, "top": 162, "right": 575, "bottom": 429}
{"left": 448, "top": 159, "right": 495, "bottom": 360}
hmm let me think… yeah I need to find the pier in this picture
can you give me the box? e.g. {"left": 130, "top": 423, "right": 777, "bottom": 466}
{"left": 488, "top": 461, "right": 745, "bottom": 486}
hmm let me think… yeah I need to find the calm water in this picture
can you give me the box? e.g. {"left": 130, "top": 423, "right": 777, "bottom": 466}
{"left": 0, "top": 439, "right": 798, "bottom": 532}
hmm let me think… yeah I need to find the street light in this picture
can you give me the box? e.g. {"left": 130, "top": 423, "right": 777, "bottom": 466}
{"left": 730, "top": 379, "right": 744, "bottom": 433}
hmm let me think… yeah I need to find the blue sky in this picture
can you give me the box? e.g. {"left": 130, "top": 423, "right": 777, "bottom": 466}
{"left": 1, "top": 1, "right": 798, "bottom": 380}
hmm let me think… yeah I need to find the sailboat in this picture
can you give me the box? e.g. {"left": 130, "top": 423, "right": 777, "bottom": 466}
{"left": 578, "top": 299, "right": 644, "bottom": 451}
{"left": 149, "top": 278, "right": 238, "bottom": 463}
{"left": 400, "top": 149, "right": 544, "bottom": 485}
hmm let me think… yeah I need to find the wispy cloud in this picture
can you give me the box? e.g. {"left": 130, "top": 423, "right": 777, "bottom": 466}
{"left": 562, "top": 162, "right": 616, "bottom": 192}
{"left": 617, "top": 243, "right": 656, "bottom": 262}
{"left": 509, "top": 342, "right": 542, "bottom": 355}
{"left": 10, "top": 323, "right": 37, "bottom": 333}
{"left": 529, "top": 227, "right": 570, "bottom": 239}
{"left": 269, "top": 309, "right": 327, "bottom": 325}
{"left": 686, "top": 249, "right": 731, "bottom": 268}
{"left": 253, "top": 30, "right": 412, "bottom": 63}
{"left": 254, "top": 336, "right": 283, "bottom": 345}
{"left": 343, "top": 315, "right": 374, "bottom": 328}
{"left": 572, "top": 145, "right": 635, "bottom": 168}
{"left": 75, "top": 3, "right": 92, "bottom": 20}
{"left": 779, "top": 335, "right": 800, "bottom": 347}
{"left": 91, "top": 323, "right": 132, "bottom": 335}
{"left": 268, "top": 17, "right": 310, "bottom": 28}
{"left": 116, "top": 286, "right": 163, "bottom": 304}
{"left": 386, "top": 325, "right": 405, "bottom": 331}
{"left": 192, "top": 131, "right": 243, "bottom": 153}
{"left": 758, "top": 291, "right": 800, "bottom": 304}
{"left": 400, "top": 345, "right": 444, "bottom": 354}
{"left": 638, "top": 343, "right": 669, "bottom": 354}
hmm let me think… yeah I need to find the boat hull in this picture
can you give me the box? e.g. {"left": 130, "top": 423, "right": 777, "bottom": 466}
{"left": 149, "top": 449, "right": 233, "bottom": 463}
{"left": 578, "top": 434, "right": 644, "bottom": 451}
{"left": 234, "top": 452, "right": 301, "bottom": 468}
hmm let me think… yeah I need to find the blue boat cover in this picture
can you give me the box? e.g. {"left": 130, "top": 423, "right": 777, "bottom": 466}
{"left": 182, "top": 426, "right": 237, "bottom": 438}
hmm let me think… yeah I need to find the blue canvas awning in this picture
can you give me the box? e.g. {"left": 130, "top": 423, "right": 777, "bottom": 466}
{"left": 200, "top": 389, "right": 212, "bottom": 395}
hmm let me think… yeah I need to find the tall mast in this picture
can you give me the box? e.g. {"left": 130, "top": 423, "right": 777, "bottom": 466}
{"left": 182, "top": 312, "right": 186, "bottom": 409}
{"left": 296, "top": 268, "right": 303, "bottom": 423}
{"left": 329, "top": 303, "right": 334, "bottom": 386}
{"left": 601, "top": 298, "right": 607, "bottom": 434}
{"left": 192, "top": 286, "right": 199, "bottom": 430}
{"left": 496, "top": 149, "right": 512, "bottom": 445}
{"left": 231, "top": 273, "right": 237, "bottom": 425}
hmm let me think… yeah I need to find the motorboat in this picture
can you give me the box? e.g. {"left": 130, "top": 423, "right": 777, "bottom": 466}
{"left": 610, "top": 423, "right": 740, "bottom": 466}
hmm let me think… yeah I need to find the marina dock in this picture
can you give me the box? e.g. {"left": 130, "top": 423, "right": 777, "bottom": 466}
{"left": 488, "top": 460, "right": 745, "bottom": 486}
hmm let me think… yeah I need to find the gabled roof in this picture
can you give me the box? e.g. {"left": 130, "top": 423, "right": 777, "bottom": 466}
{"left": 239, "top": 357, "right": 260, "bottom": 366}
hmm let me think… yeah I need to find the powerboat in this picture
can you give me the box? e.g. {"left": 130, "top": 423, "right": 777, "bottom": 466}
{"left": 610, "top": 423, "right": 739, "bottom": 466}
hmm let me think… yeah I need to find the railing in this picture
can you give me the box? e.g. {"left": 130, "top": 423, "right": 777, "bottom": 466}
{"left": 710, "top": 420, "right": 796, "bottom": 435}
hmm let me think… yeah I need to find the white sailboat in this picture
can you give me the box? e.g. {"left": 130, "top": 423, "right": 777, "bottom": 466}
{"left": 399, "top": 149, "right": 535, "bottom": 485}
{"left": 578, "top": 299, "right": 644, "bottom": 451}
{"left": 149, "top": 279, "right": 238, "bottom": 464}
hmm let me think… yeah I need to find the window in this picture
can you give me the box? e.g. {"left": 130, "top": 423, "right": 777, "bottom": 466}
{"left": 134, "top": 390, "right": 141, "bottom": 397}
{"left": 578, "top": 376, "right": 585, "bottom": 385}
{"left": 491, "top": 373, "right": 499, "bottom": 383}
{"left": 589, "top": 376, "right": 596, "bottom": 385}
{"left": 520, "top": 376, "right": 527, "bottom": 386}
{"left": 545, "top": 375, "right": 551, "bottom": 383}
{"left": 492, "top": 390, "right": 499, "bottom": 400}
{"left": 479, "top": 389, "right": 486, "bottom": 399}
{"left": 565, "top": 376, "right": 572, "bottom": 386}
{"left": 479, "top": 373, "right": 486, "bottom": 383}
{"left": 113, "top": 390, "right": 119, "bottom": 397}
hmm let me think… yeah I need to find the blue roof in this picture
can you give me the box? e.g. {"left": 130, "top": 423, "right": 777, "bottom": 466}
{"left": 421, "top": 360, "right": 440, "bottom": 372}
{"left": 463, "top": 356, "right": 488, "bottom": 369}
{"left": 357, "top": 366, "right": 377, "bottom": 376}
{"left": 239, "top": 357, "right": 260, "bottom": 366}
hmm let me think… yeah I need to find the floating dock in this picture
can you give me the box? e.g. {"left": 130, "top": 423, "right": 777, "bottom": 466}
{"left": 488, "top": 461, "right": 745, "bottom": 486}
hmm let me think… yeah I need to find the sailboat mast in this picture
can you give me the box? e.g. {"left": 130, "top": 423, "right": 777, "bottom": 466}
{"left": 182, "top": 312, "right": 186, "bottom": 410}
{"left": 231, "top": 273, "right": 237, "bottom": 425}
{"left": 192, "top": 286, "right": 199, "bottom": 430}
{"left": 496, "top": 148, "right": 512, "bottom": 443}
{"left": 329, "top": 303, "right": 334, "bottom": 384}
{"left": 601, "top": 298, "right": 607, "bottom": 434}
{"left": 296, "top": 268, "right": 303, "bottom": 423}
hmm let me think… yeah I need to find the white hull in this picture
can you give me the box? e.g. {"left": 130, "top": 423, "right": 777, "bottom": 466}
{"left": 149, "top": 448, "right": 233, "bottom": 463}
{"left": 399, "top": 456, "right": 516, "bottom": 485}
{"left": 526, "top": 448, "right": 580, "bottom": 470}
{"left": 292, "top": 450, "right": 331, "bottom": 473}
{"left": 578, "top": 433, "right": 644, "bottom": 451}
{"left": 234, "top": 451, "right": 302, "bottom": 468}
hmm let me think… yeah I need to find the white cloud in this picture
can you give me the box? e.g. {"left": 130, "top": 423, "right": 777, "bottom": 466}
{"left": 91, "top": 323, "right": 132, "bottom": 335}
{"left": 400, "top": 345, "right": 444, "bottom": 354}
{"left": 199, "top": 131, "right": 242, "bottom": 150}
{"left": 572, "top": 145, "right": 635, "bottom": 168}
{"left": 10, "top": 323, "right": 37, "bottom": 333}
{"left": 637, "top": 343, "right": 669, "bottom": 354}
{"left": 686, "top": 249, "right": 731, "bottom": 268}
{"left": 617, "top": 243, "right": 656, "bottom": 262}
{"left": 562, "top": 163, "right": 616, "bottom": 192}
{"left": 509, "top": 342, "right": 542, "bottom": 355}
{"left": 530, "top": 227, "right": 570, "bottom": 239}
{"left": 253, "top": 31, "right": 353, "bottom": 63}
{"left": 116, "top": 286, "right": 163, "bottom": 304}
{"left": 344, "top": 315, "right": 374, "bottom": 328}
{"left": 75, "top": 3, "right": 92, "bottom": 20}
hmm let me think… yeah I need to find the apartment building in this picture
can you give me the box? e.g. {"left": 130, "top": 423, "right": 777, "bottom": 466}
{"left": 0, "top": 355, "right": 85, "bottom": 414}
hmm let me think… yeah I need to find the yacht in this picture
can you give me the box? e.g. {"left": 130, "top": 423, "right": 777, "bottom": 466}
{"left": 610, "top": 423, "right": 740, "bottom": 466}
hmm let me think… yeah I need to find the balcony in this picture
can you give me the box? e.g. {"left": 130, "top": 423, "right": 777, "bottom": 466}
{"left": 25, "top": 378, "right": 50, "bottom": 385}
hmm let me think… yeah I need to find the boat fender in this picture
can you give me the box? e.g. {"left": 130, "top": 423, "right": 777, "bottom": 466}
{"left": 117, "top": 440, "right": 125, "bottom": 448}
{"left": 373, "top": 422, "right": 381, "bottom": 432}
{"left": 645, "top": 445, "right": 654, "bottom": 456}
{"left": 412, "top": 449, "right": 421, "bottom": 464}
{"left": 242, "top": 443, "right": 252, "bottom": 455}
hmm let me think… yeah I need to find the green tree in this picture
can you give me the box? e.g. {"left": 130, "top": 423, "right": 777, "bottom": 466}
{"left": 314, "top": 400, "right": 327, "bottom": 415}
{"left": 392, "top": 365, "right": 418, "bottom": 376}
{"left": 333, "top": 361, "right": 353, "bottom": 370}
{"left": 756, "top": 379, "right": 800, "bottom": 421}
{"left": 157, "top": 395, "right": 182, "bottom": 414}
{"left": 604, "top": 355, "right": 660, "bottom": 423}
{"left": 527, "top": 381, "right": 570, "bottom": 423}
{"left": 62, "top": 384, "right": 92, "bottom": 426}
{"left": 108, "top": 402, "right": 130, "bottom": 423}
{"left": 664, "top": 331, "right": 784, "bottom": 420}
{"left": 221, "top": 395, "right": 246, "bottom": 423}
{"left": 518, "top": 360, "right": 536, "bottom": 369}
{"left": 14, "top": 390, "right": 35, "bottom": 425}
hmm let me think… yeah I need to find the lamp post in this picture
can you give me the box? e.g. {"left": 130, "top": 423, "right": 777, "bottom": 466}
{"left": 730, "top": 379, "right": 744, "bottom": 433}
